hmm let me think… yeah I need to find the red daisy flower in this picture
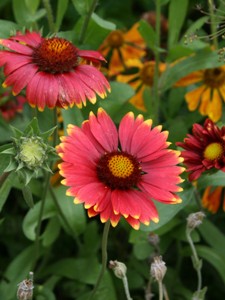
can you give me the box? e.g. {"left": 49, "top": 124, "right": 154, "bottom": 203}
{"left": 176, "top": 119, "right": 225, "bottom": 181}
{"left": 0, "top": 30, "right": 110, "bottom": 111}
{"left": 57, "top": 108, "right": 184, "bottom": 230}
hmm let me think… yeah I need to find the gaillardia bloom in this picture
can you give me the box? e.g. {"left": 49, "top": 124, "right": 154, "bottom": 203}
{"left": 177, "top": 119, "right": 225, "bottom": 181}
{"left": 117, "top": 59, "right": 166, "bottom": 111}
{"left": 0, "top": 30, "right": 110, "bottom": 110}
{"left": 98, "top": 23, "right": 146, "bottom": 76}
{"left": 57, "top": 108, "right": 184, "bottom": 229}
{"left": 175, "top": 66, "right": 225, "bottom": 122}
{"left": 202, "top": 186, "right": 225, "bottom": 213}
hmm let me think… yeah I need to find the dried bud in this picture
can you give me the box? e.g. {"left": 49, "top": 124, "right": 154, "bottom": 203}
{"left": 150, "top": 256, "right": 167, "bottom": 282}
{"left": 187, "top": 211, "right": 205, "bottom": 230}
{"left": 17, "top": 272, "right": 34, "bottom": 300}
{"left": 109, "top": 260, "right": 127, "bottom": 279}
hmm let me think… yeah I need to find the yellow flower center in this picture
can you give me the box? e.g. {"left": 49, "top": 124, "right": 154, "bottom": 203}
{"left": 32, "top": 37, "right": 78, "bottom": 73}
{"left": 139, "top": 62, "right": 155, "bottom": 86}
{"left": 108, "top": 155, "right": 134, "bottom": 178}
{"left": 106, "top": 30, "right": 124, "bottom": 48}
{"left": 203, "top": 67, "right": 225, "bottom": 88}
{"left": 203, "top": 142, "right": 223, "bottom": 160}
{"left": 96, "top": 151, "right": 142, "bottom": 190}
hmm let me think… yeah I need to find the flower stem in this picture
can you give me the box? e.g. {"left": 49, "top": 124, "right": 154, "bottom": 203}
{"left": 89, "top": 220, "right": 111, "bottom": 300}
{"left": 42, "top": 0, "right": 56, "bottom": 33}
{"left": 78, "top": 0, "right": 98, "bottom": 45}
{"left": 186, "top": 227, "right": 202, "bottom": 294}
{"left": 122, "top": 276, "right": 133, "bottom": 300}
{"left": 152, "top": 0, "right": 161, "bottom": 124}
{"left": 208, "top": 0, "right": 218, "bottom": 49}
{"left": 158, "top": 280, "right": 163, "bottom": 300}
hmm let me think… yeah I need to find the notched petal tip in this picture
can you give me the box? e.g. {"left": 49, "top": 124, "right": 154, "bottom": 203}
{"left": 74, "top": 198, "right": 82, "bottom": 204}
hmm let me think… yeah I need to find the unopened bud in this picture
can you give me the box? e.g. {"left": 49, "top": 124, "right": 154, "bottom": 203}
{"left": 150, "top": 256, "right": 167, "bottom": 282}
{"left": 187, "top": 211, "right": 205, "bottom": 230}
{"left": 109, "top": 260, "right": 127, "bottom": 279}
{"left": 17, "top": 272, "right": 34, "bottom": 300}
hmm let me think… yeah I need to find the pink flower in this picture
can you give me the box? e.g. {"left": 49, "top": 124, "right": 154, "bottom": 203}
{"left": 0, "top": 30, "right": 110, "bottom": 111}
{"left": 57, "top": 108, "right": 184, "bottom": 230}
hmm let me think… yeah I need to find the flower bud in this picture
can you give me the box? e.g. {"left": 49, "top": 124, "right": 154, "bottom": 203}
{"left": 150, "top": 256, "right": 167, "bottom": 282}
{"left": 109, "top": 260, "right": 127, "bottom": 279}
{"left": 17, "top": 272, "right": 34, "bottom": 300}
{"left": 187, "top": 211, "right": 205, "bottom": 230}
{"left": 18, "top": 137, "right": 46, "bottom": 169}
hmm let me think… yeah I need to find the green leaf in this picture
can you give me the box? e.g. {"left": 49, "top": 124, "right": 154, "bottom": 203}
{"left": 71, "top": 0, "right": 92, "bottom": 15}
{"left": 22, "top": 185, "right": 34, "bottom": 208}
{"left": 24, "top": 0, "right": 40, "bottom": 13}
{"left": 197, "top": 170, "right": 225, "bottom": 189}
{"left": 45, "top": 257, "right": 100, "bottom": 284}
{"left": 141, "top": 187, "right": 194, "bottom": 232}
{"left": 159, "top": 49, "right": 224, "bottom": 92}
{"left": 195, "top": 246, "right": 225, "bottom": 284}
{"left": 55, "top": 0, "right": 69, "bottom": 31}
{"left": 168, "top": 0, "right": 188, "bottom": 48}
{"left": 0, "top": 19, "right": 18, "bottom": 38}
{"left": 0, "top": 172, "right": 16, "bottom": 212}
{"left": 61, "top": 106, "right": 84, "bottom": 128}
{"left": 138, "top": 20, "right": 155, "bottom": 50}
{"left": 0, "top": 246, "right": 35, "bottom": 300}
{"left": 97, "top": 82, "right": 135, "bottom": 120}
{"left": 42, "top": 216, "right": 61, "bottom": 247}
{"left": 22, "top": 194, "right": 56, "bottom": 241}
{"left": 192, "top": 287, "right": 208, "bottom": 300}
{"left": 13, "top": 0, "right": 46, "bottom": 25}
{"left": 51, "top": 186, "right": 87, "bottom": 236}
{"left": 91, "top": 13, "right": 116, "bottom": 31}
{"left": 198, "top": 218, "right": 225, "bottom": 259}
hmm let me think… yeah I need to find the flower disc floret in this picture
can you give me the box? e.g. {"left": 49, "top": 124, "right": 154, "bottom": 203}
{"left": 57, "top": 108, "right": 183, "bottom": 230}
{"left": 32, "top": 38, "right": 79, "bottom": 73}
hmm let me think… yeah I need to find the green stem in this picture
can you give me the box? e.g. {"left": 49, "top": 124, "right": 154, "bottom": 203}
{"left": 42, "top": 0, "right": 56, "bottom": 33}
{"left": 186, "top": 227, "right": 202, "bottom": 293}
{"left": 89, "top": 221, "right": 111, "bottom": 300}
{"left": 78, "top": 0, "right": 98, "bottom": 44}
{"left": 32, "top": 171, "right": 51, "bottom": 270}
{"left": 158, "top": 280, "right": 163, "bottom": 300}
{"left": 208, "top": 0, "right": 218, "bottom": 49}
{"left": 49, "top": 185, "right": 82, "bottom": 250}
{"left": 122, "top": 276, "right": 133, "bottom": 300}
{"left": 152, "top": 0, "right": 161, "bottom": 124}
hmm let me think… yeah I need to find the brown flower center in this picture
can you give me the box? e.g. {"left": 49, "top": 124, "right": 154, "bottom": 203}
{"left": 139, "top": 62, "right": 155, "bottom": 86}
{"left": 203, "top": 142, "right": 223, "bottom": 160}
{"left": 106, "top": 30, "right": 124, "bottom": 48}
{"left": 32, "top": 37, "right": 79, "bottom": 73}
{"left": 96, "top": 151, "right": 142, "bottom": 190}
{"left": 203, "top": 67, "right": 225, "bottom": 88}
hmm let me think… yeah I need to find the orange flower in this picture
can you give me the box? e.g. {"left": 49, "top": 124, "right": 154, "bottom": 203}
{"left": 176, "top": 66, "right": 225, "bottom": 122}
{"left": 202, "top": 186, "right": 225, "bottom": 213}
{"left": 117, "top": 59, "right": 166, "bottom": 111}
{"left": 98, "top": 23, "right": 146, "bottom": 76}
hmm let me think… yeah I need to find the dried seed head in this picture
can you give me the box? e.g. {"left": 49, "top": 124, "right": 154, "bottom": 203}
{"left": 187, "top": 211, "right": 205, "bottom": 230}
{"left": 17, "top": 272, "right": 34, "bottom": 300}
{"left": 150, "top": 256, "right": 167, "bottom": 282}
{"left": 148, "top": 232, "right": 160, "bottom": 247}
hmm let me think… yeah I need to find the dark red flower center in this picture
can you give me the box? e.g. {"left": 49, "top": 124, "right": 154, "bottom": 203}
{"left": 106, "top": 30, "right": 124, "bottom": 48}
{"left": 203, "top": 67, "right": 225, "bottom": 88}
{"left": 32, "top": 37, "right": 79, "bottom": 73}
{"left": 203, "top": 142, "right": 223, "bottom": 160}
{"left": 96, "top": 151, "right": 142, "bottom": 190}
{"left": 140, "top": 62, "right": 155, "bottom": 86}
